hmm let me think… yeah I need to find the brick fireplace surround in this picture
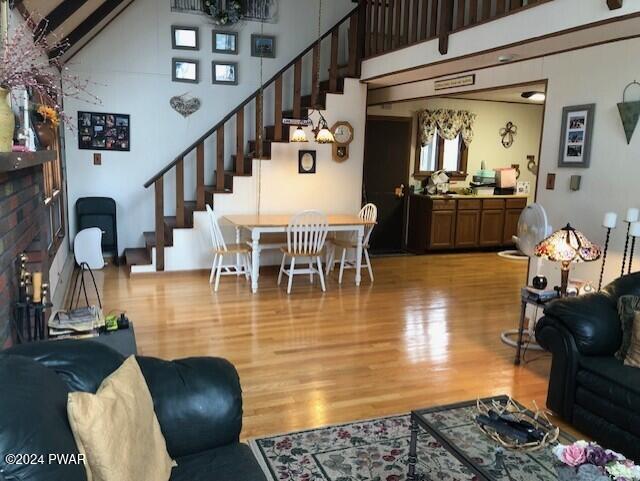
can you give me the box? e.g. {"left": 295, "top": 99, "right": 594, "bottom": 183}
{"left": 0, "top": 166, "right": 48, "bottom": 347}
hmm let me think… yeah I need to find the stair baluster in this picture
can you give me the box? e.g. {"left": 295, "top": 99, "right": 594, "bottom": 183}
{"left": 155, "top": 178, "right": 165, "bottom": 271}
{"left": 236, "top": 107, "right": 244, "bottom": 175}
{"left": 293, "top": 59, "right": 302, "bottom": 119}
{"left": 311, "top": 43, "right": 321, "bottom": 108}
{"left": 196, "top": 143, "right": 205, "bottom": 210}
{"left": 329, "top": 29, "right": 339, "bottom": 93}
{"left": 216, "top": 126, "right": 224, "bottom": 190}
{"left": 255, "top": 92, "right": 263, "bottom": 159}
{"left": 274, "top": 76, "right": 283, "bottom": 142}
{"left": 176, "top": 158, "right": 185, "bottom": 228}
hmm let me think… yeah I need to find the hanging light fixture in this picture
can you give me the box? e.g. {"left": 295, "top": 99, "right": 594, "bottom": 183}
{"left": 290, "top": 125, "right": 308, "bottom": 142}
{"left": 291, "top": 0, "right": 334, "bottom": 144}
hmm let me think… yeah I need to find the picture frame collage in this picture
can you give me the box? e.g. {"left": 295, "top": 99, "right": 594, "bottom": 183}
{"left": 78, "top": 111, "right": 130, "bottom": 151}
{"left": 171, "top": 25, "right": 276, "bottom": 85}
{"left": 558, "top": 104, "right": 596, "bottom": 168}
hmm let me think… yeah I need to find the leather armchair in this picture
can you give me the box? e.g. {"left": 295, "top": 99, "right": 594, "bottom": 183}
{"left": 0, "top": 340, "right": 267, "bottom": 481}
{"left": 536, "top": 272, "right": 640, "bottom": 461}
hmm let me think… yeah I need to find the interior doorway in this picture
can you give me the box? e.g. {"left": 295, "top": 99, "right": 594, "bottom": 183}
{"left": 364, "top": 81, "right": 547, "bottom": 258}
{"left": 363, "top": 116, "right": 412, "bottom": 254}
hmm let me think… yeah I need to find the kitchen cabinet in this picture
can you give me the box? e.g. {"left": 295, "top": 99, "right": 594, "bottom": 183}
{"left": 407, "top": 194, "right": 527, "bottom": 253}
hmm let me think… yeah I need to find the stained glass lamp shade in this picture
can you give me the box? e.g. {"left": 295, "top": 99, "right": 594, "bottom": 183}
{"left": 534, "top": 224, "right": 602, "bottom": 296}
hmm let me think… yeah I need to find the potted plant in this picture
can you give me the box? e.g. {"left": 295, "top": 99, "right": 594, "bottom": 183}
{"left": 33, "top": 104, "right": 59, "bottom": 149}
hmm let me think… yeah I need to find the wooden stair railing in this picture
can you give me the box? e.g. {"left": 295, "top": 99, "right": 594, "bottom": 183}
{"left": 136, "top": 2, "right": 366, "bottom": 272}
{"left": 362, "top": 0, "right": 551, "bottom": 58}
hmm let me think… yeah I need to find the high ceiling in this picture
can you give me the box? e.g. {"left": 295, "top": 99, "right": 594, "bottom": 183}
{"left": 15, "top": 0, "right": 135, "bottom": 61}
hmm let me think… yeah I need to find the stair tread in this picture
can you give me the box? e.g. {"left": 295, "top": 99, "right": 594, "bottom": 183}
{"left": 124, "top": 248, "right": 151, "bottom": 266}
{"left": 204, "top": 185, "right": 232, "bottom": 193}
{"left": 143, "top": 231, "right": 174, "bottom": 247}
{"left": 225, "top": 170, "right": 252, "bottom": 177}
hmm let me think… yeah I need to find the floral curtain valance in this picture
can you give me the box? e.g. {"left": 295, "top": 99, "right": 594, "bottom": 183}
{"left": 418, "top": 109, "right": 477, "bottom": 147}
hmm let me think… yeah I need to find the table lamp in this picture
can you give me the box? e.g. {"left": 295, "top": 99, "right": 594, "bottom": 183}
{"left": 534, "top": 224, "right": 602, "bottom": 297}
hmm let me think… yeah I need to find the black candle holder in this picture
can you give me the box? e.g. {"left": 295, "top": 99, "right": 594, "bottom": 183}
{"left": 599, "top": 227, "right": 612, "bottom": 291}
{"left": 629, "top": 235, "right": 637, "bottom": 275}
{"left": 622, "top": 221, "right": 632, "bottom": 276}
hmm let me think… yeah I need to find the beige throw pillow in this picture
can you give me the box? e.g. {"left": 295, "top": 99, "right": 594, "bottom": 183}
{"left": 625, "top": 312, "right": 640, "bottom": 368}
{"left": 67, "top": 356, "right": 175, "bottom": 481}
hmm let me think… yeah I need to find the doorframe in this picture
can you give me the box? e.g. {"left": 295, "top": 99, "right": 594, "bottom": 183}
{"left": 363, "top": 114, "right": 413, "bottom": 252}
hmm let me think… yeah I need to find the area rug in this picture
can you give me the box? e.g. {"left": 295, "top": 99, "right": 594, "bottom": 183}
{"left": 250, "top": 414, "right": 477, "bottom": 481}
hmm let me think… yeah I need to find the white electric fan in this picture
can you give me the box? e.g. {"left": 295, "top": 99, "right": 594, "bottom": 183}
{"left": 500, "top": 203, "right": 552, "bottom": 350}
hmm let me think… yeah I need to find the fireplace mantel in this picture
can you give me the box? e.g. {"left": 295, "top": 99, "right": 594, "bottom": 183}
{"left": 0, "top": 151, "right": 56, "bottom": 174}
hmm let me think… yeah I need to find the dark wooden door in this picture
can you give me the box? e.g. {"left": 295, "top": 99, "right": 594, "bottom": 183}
{"left": 455, "top": 210, "right": 480, "bottom": 248}
{"left": 364, "top": 116, "right": 412, "bottom": 253}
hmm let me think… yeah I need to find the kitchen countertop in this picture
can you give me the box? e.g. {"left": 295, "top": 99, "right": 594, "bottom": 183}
{"left": 415, "top": 193, "right": 528, "bottom": 200}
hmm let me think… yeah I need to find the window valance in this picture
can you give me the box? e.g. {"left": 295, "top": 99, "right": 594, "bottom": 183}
{"left": 418, "top": 109, "right": 477, "bottom": 147}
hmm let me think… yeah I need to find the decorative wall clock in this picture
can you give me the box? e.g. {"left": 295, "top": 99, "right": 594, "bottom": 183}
{"left": 330, "top": 121, "right": 354, "bottom": 162}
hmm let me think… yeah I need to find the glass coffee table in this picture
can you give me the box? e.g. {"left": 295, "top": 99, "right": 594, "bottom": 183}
{"left": 407, "top": 396, "right": 575, "bottom": 481}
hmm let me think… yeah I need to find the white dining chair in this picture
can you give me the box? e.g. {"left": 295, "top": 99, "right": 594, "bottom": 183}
{"left": 278, "top": 210, "right": 329, "bottom": 294}
{"left": 327, "top": 203, "right": 377, "bottom": 284}
{"left": 206, "top": 205, "right": 252, "bottom": 292}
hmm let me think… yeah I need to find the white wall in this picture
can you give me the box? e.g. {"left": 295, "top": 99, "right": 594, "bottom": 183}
{"left": 368, "top": 98, "right": 543, "bottom": 200}
{"left": 361, "top": 0, "right": 640, "bottom": 81}
{"left": 132, "top": 78, "right": 367, "bottom": 272}
{"left": 61, "top": 0, "right": 355, "bottom": 255}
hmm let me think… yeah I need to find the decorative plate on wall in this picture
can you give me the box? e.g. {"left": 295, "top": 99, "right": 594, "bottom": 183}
{"left": 298, "top": 150, "right": 316, "bottom": 174}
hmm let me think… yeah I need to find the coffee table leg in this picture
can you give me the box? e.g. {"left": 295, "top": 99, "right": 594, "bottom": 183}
{"left": 407, "top": 415, "right": 419, "bottom": 481}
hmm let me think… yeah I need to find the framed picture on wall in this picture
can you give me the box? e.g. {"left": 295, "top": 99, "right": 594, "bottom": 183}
{"left": 212, "top": 61, "right": 238, "bottom": 85}
{"left": 171, "top": 26, "right": 199, "bottom": 50}
{"left": 172, "top": 58, "right": 199, "bottom": 83}
{"left": 251, "top": 34, "right": 276, "bottom": 58}
{"left": 558, "top": 104, "right": 596, "bottom": 168}
{"left": 213, "top": 31, "right": 238, "bottom": 54}
{"left": 78, "top": 111, "right": 130, "bottom": 151}
{"left": 298, "top": 150, "right": 316, "bottom": 174}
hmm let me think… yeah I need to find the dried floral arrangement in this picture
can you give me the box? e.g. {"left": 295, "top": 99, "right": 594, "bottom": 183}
{"left": 203, "top": 0, "right": 243, "bottom": 26}
{"left": 554, "top": 441, "right": 640, "bottom": 480}
{"left": 0, "top": 13, "right": 99, "bottom": 125}
{"left": 475, "top": 397, "right": 560, "bottom": 452}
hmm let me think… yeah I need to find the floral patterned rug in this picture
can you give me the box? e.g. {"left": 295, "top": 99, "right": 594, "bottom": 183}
{"left": 250, "top": 405, "right": 573, "bottom": 481}
{"left": 250, "top": 414, "right": 477, "bottom": 481}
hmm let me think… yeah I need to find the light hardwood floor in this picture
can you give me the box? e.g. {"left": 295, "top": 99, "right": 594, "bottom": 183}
{"left": 101, "top": 252, "right": 557, "bottom": 439}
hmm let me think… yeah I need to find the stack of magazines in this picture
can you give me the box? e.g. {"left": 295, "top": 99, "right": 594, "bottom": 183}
{"left": 48, "top": 306, "right": 104, "bottom": 339}
{"left": 523, "top": 286, "right": 559, "bottom": 302}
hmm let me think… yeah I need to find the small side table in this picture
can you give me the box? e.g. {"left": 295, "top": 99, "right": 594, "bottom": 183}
{"left": 514, "top": 289, "right": 556, "bottom": 365}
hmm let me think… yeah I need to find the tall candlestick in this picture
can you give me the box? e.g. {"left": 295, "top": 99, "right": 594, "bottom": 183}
{"left": 626, "top": 208, "right": 639, "bottom": 223}
{"left": 599, "top": 227, "right": 612, "bottom": 291}
{"left": 622, "top": 222, "right": 632, "bottom": 276}
{"left": 629, "top": 222, "right": 640, "bottom": 274}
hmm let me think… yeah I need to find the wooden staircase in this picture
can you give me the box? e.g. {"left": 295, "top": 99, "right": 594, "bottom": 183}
{"left": 123, "top": 5, "right": 365, "bottom": 272}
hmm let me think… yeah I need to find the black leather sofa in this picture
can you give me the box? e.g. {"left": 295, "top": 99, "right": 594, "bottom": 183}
{"left": 0, "top": 340, "right": 268, "bottom": 481}
{"left": 536, "top": 272, "right": 640, "bottom": 461}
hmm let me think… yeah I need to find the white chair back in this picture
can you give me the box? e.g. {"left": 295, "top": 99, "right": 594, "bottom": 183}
{"left": 359, "top": 203, "right": 378, "bottom": 246}
{"left": 286, "top": 210, "right": 329, "bottom": 256}
{"left": 206, "top": 204, "right": 228, "bottom": 252}
{"left": 74, "top": 227, "right": 105, "bottom": 270}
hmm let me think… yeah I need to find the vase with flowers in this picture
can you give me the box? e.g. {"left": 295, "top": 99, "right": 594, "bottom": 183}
{"left": 0, "top": 12, "right": 99, "bottom": 152}
{"left": 554, "top": 441, "right": 640, "bottom": 481}
{"left": 33, "top": 105, "right": 59, "bottom": 149}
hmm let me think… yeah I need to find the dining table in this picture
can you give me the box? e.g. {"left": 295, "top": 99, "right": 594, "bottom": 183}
{"left": 223, "top": 214, "right": 374, "bottom": 293}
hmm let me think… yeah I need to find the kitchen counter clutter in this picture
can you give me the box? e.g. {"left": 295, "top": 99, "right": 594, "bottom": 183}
{"left": 407, "top": 194, "right": 527, "bottom": 253}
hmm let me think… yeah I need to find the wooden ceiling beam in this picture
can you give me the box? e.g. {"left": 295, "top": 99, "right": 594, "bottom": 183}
{"left": 35, "top": 0, "right": 91, "bottom": 37}
{"left": 48, "top": 0, "right": 127, "bottom": 59}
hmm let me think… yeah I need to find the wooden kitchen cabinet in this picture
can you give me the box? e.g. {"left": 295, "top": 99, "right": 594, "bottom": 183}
{"left": 479, "top": 209, "right": 506, "bottom": 246}
{"left": 455, "top": 210, "right": 480, "bottom": 247}
{"left": 407, "top": 194, "right": 526, "bottom": 253}
{"left": 430, "top": 210, "right": 456, "bottom": 249}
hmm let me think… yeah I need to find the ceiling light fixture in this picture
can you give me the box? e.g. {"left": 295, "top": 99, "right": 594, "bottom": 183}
{"left": 290, "top": 110, "right": 334, "bottom": 144}
{"left": 290, "top": 125, "right": 308, "bottom": 142}
{"left": 521, "top": 91, "right": 546, "bottom": 102}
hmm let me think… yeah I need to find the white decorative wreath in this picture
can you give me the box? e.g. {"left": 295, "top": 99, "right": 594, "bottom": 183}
{"left": 204, "top": 1, "right": 243, "bottom": 26}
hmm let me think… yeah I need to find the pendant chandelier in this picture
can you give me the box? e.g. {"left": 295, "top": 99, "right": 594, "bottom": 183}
{"left": 290, "top": 0, "right": 334, "bottom": 144}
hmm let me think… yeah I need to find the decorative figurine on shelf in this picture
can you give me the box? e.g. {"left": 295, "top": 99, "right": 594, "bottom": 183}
{"left": 532, "top": 275, "right": 548, "bottom": 290}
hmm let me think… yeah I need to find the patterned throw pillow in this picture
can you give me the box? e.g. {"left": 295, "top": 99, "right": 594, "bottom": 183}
{"left": 625, "top": 312, "right": 640, "bottom": 368}
{"left": 616, "top": 295, "right": 640, "bottom": 361}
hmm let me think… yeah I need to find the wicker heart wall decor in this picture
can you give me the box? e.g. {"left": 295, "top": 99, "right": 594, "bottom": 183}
{"left": 170, "top": 94, "right": 201, "bottom": 118}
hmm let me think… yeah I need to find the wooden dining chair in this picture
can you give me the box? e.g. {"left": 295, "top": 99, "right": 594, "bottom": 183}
{"left": 326, "top": 203, "right": 377, "bottom": 284}
{"left": 206, "top": 205, "right": 252, "bottom": 292}
{"left": 278, "top": 210, "right": 329, "bottom": 294}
